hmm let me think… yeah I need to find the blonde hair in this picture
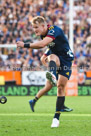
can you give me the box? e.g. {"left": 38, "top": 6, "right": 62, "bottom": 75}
{"left": 31, "top": 16, "right": 46, "bottom": 25}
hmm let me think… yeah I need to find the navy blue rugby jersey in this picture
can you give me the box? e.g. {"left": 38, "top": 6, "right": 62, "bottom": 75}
{"left": 41, "top": 25, "right": 74, "bottom": 61}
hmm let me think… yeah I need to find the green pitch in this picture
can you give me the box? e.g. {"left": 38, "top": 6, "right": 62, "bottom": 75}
{"left": 0, "top": 96, "right": 91, "bottom": 136}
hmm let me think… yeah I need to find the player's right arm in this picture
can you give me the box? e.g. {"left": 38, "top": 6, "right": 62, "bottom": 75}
{"left": 16, "top": 37, "right": 53, "bottom": 49}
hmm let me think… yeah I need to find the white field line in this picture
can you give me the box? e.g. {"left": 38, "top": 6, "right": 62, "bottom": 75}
{"left": 0, "top": 119, "right": 91, "bottom": 123}
{"left": 0, "top": 113, "right": 91, "bottom": 117}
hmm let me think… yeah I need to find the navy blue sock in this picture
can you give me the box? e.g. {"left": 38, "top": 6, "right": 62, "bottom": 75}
{"left": 54, "top": 96, "right": 65, "bottom": 120}
{"left": 49, "top": 61, "right": 57, "bottom": 77}
{"left": 33, "top": 97, "right": 38, "bottom": 103}
{"left": 61, "top": 96, "right": 65, "bottom": 109}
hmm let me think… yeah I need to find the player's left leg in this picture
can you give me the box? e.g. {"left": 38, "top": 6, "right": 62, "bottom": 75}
{"left": 51, "top": 75, "right": 68, "bottom": 128}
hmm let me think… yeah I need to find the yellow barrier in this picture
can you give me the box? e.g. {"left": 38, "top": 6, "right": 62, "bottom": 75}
{"left": 0, "top": 76, "right": 5, "bottom": 85}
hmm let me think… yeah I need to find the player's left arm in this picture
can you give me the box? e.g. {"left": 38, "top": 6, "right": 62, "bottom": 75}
{"left": 16, "top": 37, "right": 53, "bottom": 49}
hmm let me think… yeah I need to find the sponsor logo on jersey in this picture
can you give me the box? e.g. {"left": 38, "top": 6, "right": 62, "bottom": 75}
{"left": 48, "top": 29, "right": 55, "bottom": 35}
{"left": 49, "top": 26, "right": 54, "bottom": 30}
{"left": 47, "top": 42, "right": 55, "bottom": 48}
{"left": 66, "top": 72, "right": 69, "bottom": 76}
{"left": 67, "top": 49, "right": 74, "bottom": 57}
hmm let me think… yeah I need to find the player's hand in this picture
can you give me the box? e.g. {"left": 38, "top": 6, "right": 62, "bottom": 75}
{"left": 16, "top": 41, "right": 24, "bottom": 48}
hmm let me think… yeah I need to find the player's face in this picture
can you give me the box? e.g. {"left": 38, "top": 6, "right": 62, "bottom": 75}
{"left": 32, "top": 24, "right": 45, "bottom": 36}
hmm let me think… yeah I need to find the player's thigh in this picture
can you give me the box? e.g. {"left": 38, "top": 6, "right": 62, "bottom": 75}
{"left": 47, "top": 54, "right": 60, "bottom": 67}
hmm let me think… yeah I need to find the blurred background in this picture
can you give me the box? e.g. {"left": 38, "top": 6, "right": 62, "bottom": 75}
{"left": 0, "top": 0, "right": 91, "bottom": 96}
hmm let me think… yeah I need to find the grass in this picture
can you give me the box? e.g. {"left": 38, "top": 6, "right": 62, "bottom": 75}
{"left": 0, "top": 96, "right": 91, "bottom": 136}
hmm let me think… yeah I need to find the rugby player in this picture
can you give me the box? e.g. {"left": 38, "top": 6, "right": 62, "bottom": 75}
{"left": 16, "top": 16, "right": 74, "bottom": 127}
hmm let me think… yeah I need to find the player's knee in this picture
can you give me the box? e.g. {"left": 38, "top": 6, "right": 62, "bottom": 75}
{"left": 48, "top": 54, "right": 60, "bottom": 66}
{"left": 48, "top": 54, "right": 56, "bottom": 61}
{"left": 57, "top": 82, "right": 65, "bottom": 89}
{"left": 57, "top": 83, "right": 65, "bottom": 95}
{"left": 49, "top": 54, "right": 54, "bottom": 59}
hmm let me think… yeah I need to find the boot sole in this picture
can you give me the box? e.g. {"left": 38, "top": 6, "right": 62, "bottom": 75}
{"left": 46, "top": 72, "right": 56, "bottom": 86}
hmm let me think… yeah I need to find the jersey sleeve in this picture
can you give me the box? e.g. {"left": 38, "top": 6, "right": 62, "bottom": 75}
{"left": 46, "top": 26, "right": 58, "bottom": 40}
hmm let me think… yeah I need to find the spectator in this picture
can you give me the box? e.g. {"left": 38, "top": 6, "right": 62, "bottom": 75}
{"left": 0, "top": 0, "right": 91, "bottom": 70}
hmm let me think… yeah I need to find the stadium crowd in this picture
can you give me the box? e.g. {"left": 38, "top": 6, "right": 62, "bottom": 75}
{"left": 0, "top": 0, "right": 91, "bottom": 71}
